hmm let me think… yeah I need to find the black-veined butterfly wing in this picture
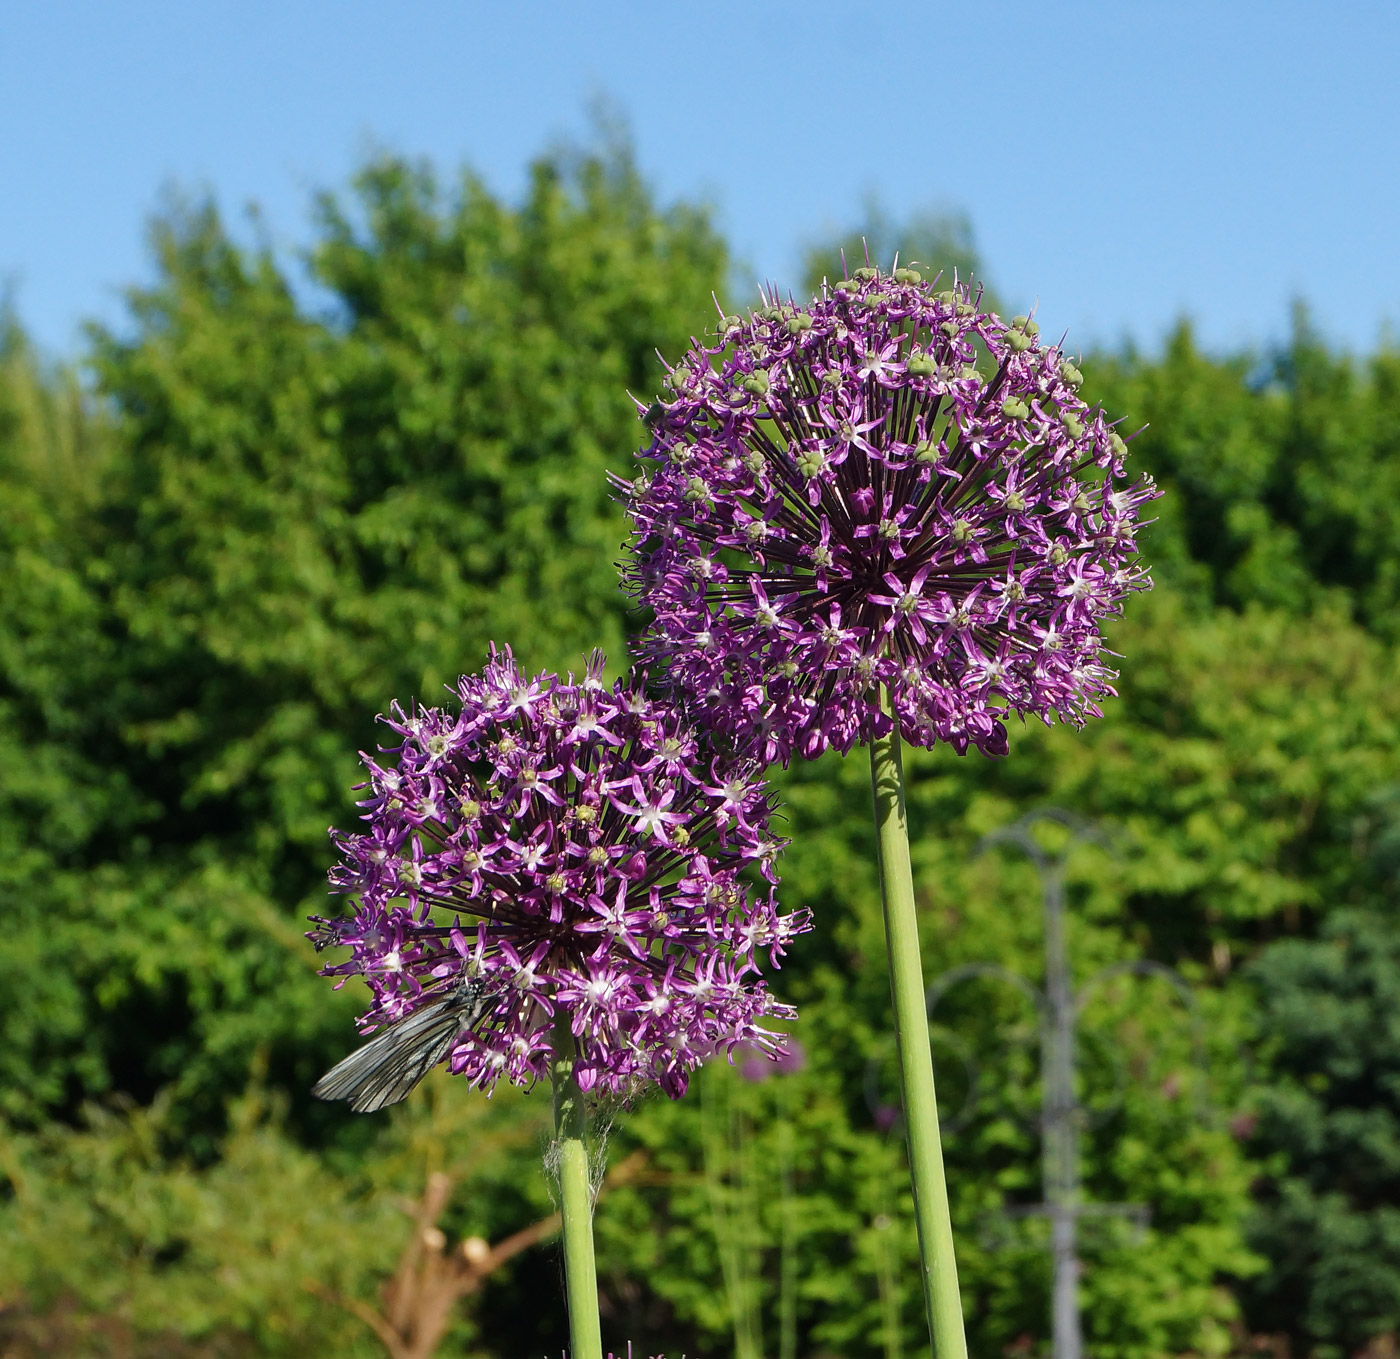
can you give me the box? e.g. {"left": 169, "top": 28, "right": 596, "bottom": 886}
{"left": 312, "top": 979, "right": 490, "bottom": 1113}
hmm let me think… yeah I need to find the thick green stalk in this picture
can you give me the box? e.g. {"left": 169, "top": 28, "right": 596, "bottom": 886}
{"left": 551, "top": 1015, "right": 602, "bottom": 1359}
{"left": 869, "top": 701, "right": 968, "bottom": 1359}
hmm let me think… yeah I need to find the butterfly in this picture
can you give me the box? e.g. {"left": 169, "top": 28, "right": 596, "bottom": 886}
{"left": 312, "top": 975, "right": 495, "bottom": 1113}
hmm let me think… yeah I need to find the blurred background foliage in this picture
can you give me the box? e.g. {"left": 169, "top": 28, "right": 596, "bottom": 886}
{"left": 3, "top": 133, "right": 1400, "bottom": 1359}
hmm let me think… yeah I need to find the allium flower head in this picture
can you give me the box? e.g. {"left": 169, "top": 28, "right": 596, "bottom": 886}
{"left": 312, "top": 649, "right": 808, "bottom": 1098}
{"left": 619, "top": 268, "right": 1159, "bottom": 763}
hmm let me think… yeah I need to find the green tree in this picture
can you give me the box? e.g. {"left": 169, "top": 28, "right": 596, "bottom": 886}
{"left": 1085, "top": 313, "right": 1400, "bottom": 636}
{"left": 0, "top": 1070, "right": 555, "bottom": 1358}
{"left": 0, "top": 141, "right": 729, "bottom": 1149}
{"left": 1243, "top": 906, "right": 1400, "bottom": 1356}
{"left": 0, "top": 305, "right": 111, "bottom": 496}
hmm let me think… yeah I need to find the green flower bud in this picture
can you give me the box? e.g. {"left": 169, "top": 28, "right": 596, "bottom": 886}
{"left": 915, "top": 440, "right": 939, "bottom": 464}
{"left": 1004, "top": 489, "right": 1027, "bottom": 512}
{"left": 906, "top": 351, "right": 937, "bottom": 377}
{"left": 935, "top": 290, "right": 956, "bottom": 306}
{"left": 1060, "top": 412, "right": 1085, "bottom": 439}
{"left": 952, "top": 518, "right": 973, "bottom": 544}
{"left": 1108, "top": 432, "right": 1128, "bottom": 457}
{"left": 854, "top": 266, "right": 879, "bottom": 282}
{"left": 894, "top": 267, "right": 922, "bottom": 284}
{"left": 743, "top": 450, "right": 766, "bottom": 476}
{"left": 1001, "top": 396, "right": 1030, "bottom": 419}
{"left": 740, "top": 370, "right": 770, "bottom": 397}
{"left": 684, "top": 476, "right": 710, "bottom": 503}
{"left": 1049, "top": 544, "right": 1070, "bottom": 566}
{"left": 940, "top": 320, "right": 960, "bottom": 338}
{"left": 1006, "top": 331, "right": 1033, "bottom": 352}
{"left": 1011, "top": 315, "right": 1040, "bottom": 336}
{"left": 796, "top": 448, "right": 826, "bottom": 479}
{"left": 1060, "top": 361, "right": 1084, "bottom": 387}
{"left": 786, "top": 312, "right": 814, "bottom": 334}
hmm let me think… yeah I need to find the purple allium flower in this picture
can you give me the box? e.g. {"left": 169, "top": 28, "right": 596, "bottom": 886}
{"left": 618, "top": 268, "right": 1159, "bottom": 763}
{"left": 311, "top": 649, "right": 809, "bottom": 1099}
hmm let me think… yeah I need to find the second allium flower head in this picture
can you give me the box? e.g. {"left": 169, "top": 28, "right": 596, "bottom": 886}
{"left": 620, "top": 267, "right": 1159, "bottom": 764}
{"left": 316, "top": 649, "right": 808, "bottom": 1098}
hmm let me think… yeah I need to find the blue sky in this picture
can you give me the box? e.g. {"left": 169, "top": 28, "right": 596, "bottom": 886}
{"left": 1, "top": 1, "right": 1396, "bottom": 360}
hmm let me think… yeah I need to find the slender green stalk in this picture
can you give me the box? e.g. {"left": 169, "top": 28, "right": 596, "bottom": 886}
{"left": 550, "top": 1014, "right": 602, "bottom": 1359}
{"left": 868, "top": 696, "right": 968, "bottom": 1359}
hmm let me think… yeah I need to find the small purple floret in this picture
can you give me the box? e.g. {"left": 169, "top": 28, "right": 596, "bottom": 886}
{"left": 314, "top": 649, "right": 809, "bottom": 1098}
{"left": 618, "top": 269, "right": 1159, "bottom": 763}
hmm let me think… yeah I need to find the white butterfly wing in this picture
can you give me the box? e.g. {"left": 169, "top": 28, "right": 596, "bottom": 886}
{"left": 313, "top": 986, "right": 485, "bottom": 1113}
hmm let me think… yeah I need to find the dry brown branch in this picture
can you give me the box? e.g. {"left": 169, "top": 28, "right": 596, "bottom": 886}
{"left": 311, "top": 1150, "right": 649, "bottom": 1359}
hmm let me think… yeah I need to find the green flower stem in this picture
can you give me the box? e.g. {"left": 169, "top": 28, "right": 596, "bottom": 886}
{"left": 551, "top": 1014, "right": 602, "bottom": 1359}
{"left": 869, "top": 697, "right": 968, "bottom": 1359}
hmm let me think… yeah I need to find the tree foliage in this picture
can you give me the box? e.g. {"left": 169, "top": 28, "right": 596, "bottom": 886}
{"left": 0, "top": 142, "right": 727, "bottom": 1148}
{"left": 1242, "top": 908, "right": 1400, "bottom": 1356}
{"left": 1087, "top": 315, "right": 1400, "bottom": 637}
